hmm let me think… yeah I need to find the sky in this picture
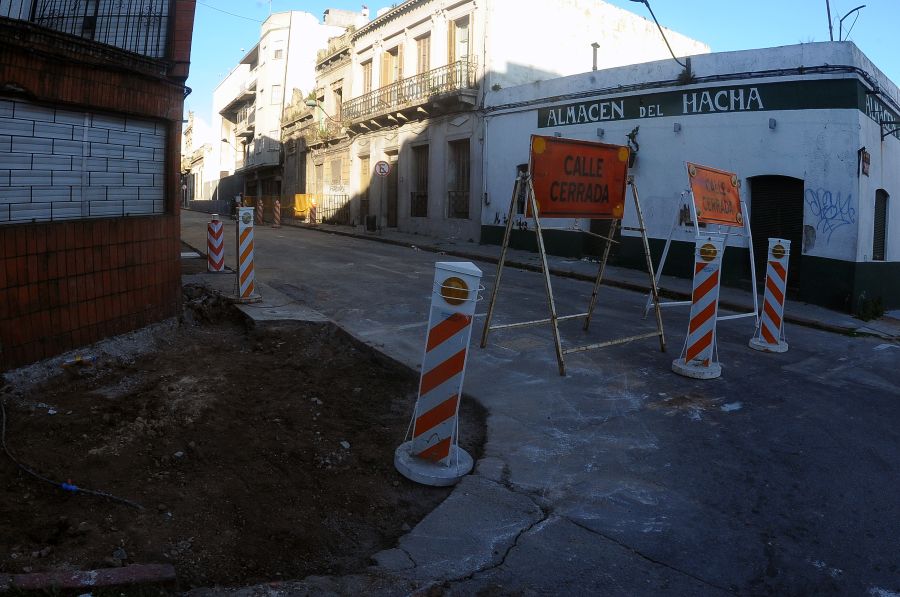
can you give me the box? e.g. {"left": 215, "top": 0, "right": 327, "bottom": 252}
{"left": 185, "top": 0, "right": 900, "bottom": 140}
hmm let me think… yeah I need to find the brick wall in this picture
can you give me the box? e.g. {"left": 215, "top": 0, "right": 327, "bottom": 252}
{"left": 0, "top": 216, "right": 180, "bottom": 369}
{"left": 0, "top": 0, "right": 195, "bottom": 371}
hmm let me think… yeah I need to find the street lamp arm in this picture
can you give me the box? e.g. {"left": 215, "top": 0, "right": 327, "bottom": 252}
{"left": 628, "top": 0, "right": 687, "bottom": 69}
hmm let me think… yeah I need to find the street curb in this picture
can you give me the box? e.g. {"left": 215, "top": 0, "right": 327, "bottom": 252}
{"left": 277, "top": 221, "right": 859, "bottom": 337}
{"left": 2, "top": 563, "right": 176, "bottom": 593}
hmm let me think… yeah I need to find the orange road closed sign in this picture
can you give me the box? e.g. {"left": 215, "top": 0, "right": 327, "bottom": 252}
{"left": 529, "top": 136, "right": 630, "bottom": 219}
{"left": 687, "top": 162, "right": 744, "bottom": 227}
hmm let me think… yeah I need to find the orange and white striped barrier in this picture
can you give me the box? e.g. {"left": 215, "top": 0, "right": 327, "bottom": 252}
{"left": 272, "top": 199, "right": 281, "bottom": 228}
{"left": 672, "top": 236, "right": 726, "bottom": 379}
{"left": 207, "top": 214, "right": 225, "bottom": 272}
{"left": 235, "top": 207, "right": 261, "bottom": 302}
{"left": 750, "top": 238, "right": 791, "bottom": 353}
{"left": 395, "top": 261, "right": 483, "bottom": 486}
{"left": 255, "top": 199, "right": 264, "bottom": 225}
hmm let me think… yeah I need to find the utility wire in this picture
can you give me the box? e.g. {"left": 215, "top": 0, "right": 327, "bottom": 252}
{"left": 196, "top": 1, "right": 264, "bottom": 23}
{"left": 1, "top": 398, "right": 144, "bottom": 510}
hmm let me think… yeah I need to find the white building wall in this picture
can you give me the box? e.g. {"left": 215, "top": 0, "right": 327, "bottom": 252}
{"left": 484, "top": 0, "right": 709, "bottom": 90}
{"left": 483, "top": 42, "right": 899, "bottom": 265}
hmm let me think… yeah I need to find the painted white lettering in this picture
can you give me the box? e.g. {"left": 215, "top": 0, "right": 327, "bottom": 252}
{"left": 547, "top": 109, "right": 558, "bottom": 126}
{"left": 566, "top": 106, "right": 577, "bottom": 124}
{"left": 729, "top": 88, "right": 745, "bottom": 111}
{"left": 747, "top": 88, "right": 764, "bottom": 110}
{"left": 714, "top": 90, "right": 729, "bottom": 111}
{"left": 640, "top": 105, "right": 647, "bottom": 118}
{"left": 611, "top": 101, "right": 624, "bottom": 119}
{"left": 599, "top": 103, "right": 609, "bottom": 120}
{"left": 683, "top": 93, "right": 698, "bottom": 114}
{"left": 577, "top": 104, "right": 589, "bottom": 123}
{"left": 699, "top": 91, "right": 714, "bottom": 113}
{"left": 588, "top": 103, "right": 599, "bottom": 121}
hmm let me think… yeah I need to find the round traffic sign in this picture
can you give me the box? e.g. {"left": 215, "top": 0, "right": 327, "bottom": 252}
{"left": 374, "top": 160, "right": 391, "bottom": 177}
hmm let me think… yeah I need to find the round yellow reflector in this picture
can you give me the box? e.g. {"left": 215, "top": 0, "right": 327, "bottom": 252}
{"left": 617, "top": 147, "right": 629, "bottom": 163}
{"left": 441, "top": 277, "right": 469, "bottom": 306}
{"left": 241, "top": 212, "right": 252, "bottom": 225}
{"left": 532, "top": 137, "right": 547, "bottom": 154}
{"left": 772, "top": 244, "right": 786, "bottom": 260}
{"left": 613, "top": 203, "right": 624, "bottom": 218}
{"left": 736, "top": 211, "right": 744, "bottom": 225}
{"left": 688, "top": 164, "right": 697, "bottom": 177}
{"left": 731, "top": 174, "right": 739, "bottom": 188}
{"left": 699, "top": 243, "right": 718, "bottom": 262}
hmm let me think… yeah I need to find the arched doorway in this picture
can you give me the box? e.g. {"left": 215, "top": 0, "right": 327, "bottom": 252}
{"left": 749, "top": 175, "right": 805, "bottom": 296}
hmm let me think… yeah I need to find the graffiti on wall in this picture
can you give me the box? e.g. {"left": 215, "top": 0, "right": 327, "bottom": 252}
{"left": 804, "top": 188, "right": 856, "bottom": 244}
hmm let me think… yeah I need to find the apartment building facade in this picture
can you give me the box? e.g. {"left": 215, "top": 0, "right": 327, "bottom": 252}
{"left": 298, "top": 0, "right": 707, "bottom": 240}
{"left": 213, "top": 9, "right": 365, "bottom": 206}
{"left": 0, "top": 0, "right": 196, "bottom": 369}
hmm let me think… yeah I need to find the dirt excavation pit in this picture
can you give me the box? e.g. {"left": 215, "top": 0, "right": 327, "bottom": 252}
{"left": 0, "top": 286, "right": 486, "bottom": 590}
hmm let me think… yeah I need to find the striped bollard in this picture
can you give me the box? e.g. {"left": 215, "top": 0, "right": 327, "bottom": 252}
{"left": 207, "top": 214, "right": 225, "bottom": 272}
{"left": 672, "top": 236, "right": 726, "bottom": 379}
{"left": 235, "top": 207, "right": 261, "bottom": 302}
{"left": 395, "top": 261, "right": 482, "bottom": 486}
{"left": 749, "top": 238, "right": 791, "bottom": 353}
{"left": 272, "top": 199, "right": 281, "bottom": 228}
{"left": 255, "top": 199, "right": 264, "bottom": 225}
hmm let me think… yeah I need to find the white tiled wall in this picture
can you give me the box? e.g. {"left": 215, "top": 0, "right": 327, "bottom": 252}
{"left": 0, "top": 98, "right": 167, "bottom": 224}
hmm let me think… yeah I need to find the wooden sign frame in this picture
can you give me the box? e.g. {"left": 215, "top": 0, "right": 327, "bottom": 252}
{"left": 480, "top": 152, "right": 666, "bottom": 377}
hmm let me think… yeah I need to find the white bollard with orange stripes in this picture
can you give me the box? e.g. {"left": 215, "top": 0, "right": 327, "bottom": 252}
{"left": 749, "top": 238, "right": 791, "bottom": 353}
{"left": 395, "top": 261, "right": 483, "bottom": 486}
{"left": 235, "top": 207, "right": 261, "bottom": 302}
{"left": 255, "top": 199, "right": 264, "bottom": 225}
{"left": 207, "top": 214, "right": 225, "bottom": 272}
{"left": 672, "top": 236, "right": 726, "bottom": 379}
{"left": 272, "top": 199, "right": 281, "bottom": 228}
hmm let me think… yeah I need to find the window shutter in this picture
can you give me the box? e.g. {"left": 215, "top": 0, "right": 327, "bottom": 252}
{"left": 874, "top": 190, "right": 888, "bottom": 261}
{"left": 448, "top": 20, "right": 455, "bottom": 63}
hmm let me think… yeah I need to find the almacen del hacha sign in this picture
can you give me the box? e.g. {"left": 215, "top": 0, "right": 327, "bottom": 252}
{"left": 537, "top": 79, "right": 899, "bottom": 139}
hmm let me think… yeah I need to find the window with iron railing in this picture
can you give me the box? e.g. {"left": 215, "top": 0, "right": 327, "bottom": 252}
{"left": 3, "top": 0, "right": 171, "bottom": 59}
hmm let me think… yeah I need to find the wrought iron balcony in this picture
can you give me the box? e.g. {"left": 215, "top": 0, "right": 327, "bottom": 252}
{"left": 2, "top": 0, "right": 171, "bottom": 59}
{"left": 342, "top": 59, "right": 477, "bottom": 123}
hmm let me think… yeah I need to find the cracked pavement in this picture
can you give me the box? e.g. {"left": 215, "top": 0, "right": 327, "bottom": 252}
{"left": 181, "top": 212, "right": 900, "bottom": 596}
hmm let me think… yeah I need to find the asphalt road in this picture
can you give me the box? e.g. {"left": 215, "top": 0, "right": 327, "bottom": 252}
{"left": 182, "top": 211, "right": 900, "bottom": 596}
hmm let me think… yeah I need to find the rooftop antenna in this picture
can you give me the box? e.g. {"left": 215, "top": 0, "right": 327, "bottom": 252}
{"left": 839, "top": 5, "right": 866, "bottom": 41}
{"left": 826, "top": 0, "right": 834, "bottom": 41}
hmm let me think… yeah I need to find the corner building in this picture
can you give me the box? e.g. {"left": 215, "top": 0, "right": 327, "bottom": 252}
{"left": 0, "top": 0, "right": 196, "bottom": 369}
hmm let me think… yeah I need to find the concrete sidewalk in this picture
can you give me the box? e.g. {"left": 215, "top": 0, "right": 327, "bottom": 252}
{"left": 181, "top": 211, "right": 900, "bottom": 596}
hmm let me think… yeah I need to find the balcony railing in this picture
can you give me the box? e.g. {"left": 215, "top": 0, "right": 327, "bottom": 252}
{"left": 300, "top": 119, "right": 343, "bottom": 145}
{"left": 2, "top": 0, "right": 171, "bottom": 59}
{"left": 342, "top": 59, "right": 477, "bottom": 122}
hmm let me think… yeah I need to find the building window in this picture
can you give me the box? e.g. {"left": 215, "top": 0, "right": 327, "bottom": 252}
{"left": 448, "top": 16, "right": 470, "bottom": 64}
{"left": 416, "top": 34, "right": 431, "bottom": 74}
{"left": 362, "top": 60, "right": 373, "bottom": 94}
{"left": 447, "top": 139, "right": 470, "bottom": 219}
{"left": 274, "top": 48, "right": 283, "bottom": 59}
{"left": 382, "top": 46, "right": 403, "bottom": 85}
{"left": 271, "top": 85, "right": 282, "bottom": 104}
{"left": 411, "top": 145, "right": 429, "bottom": 217}
{"left": 874, "top": 189, "right": 889, "bottom": 261}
